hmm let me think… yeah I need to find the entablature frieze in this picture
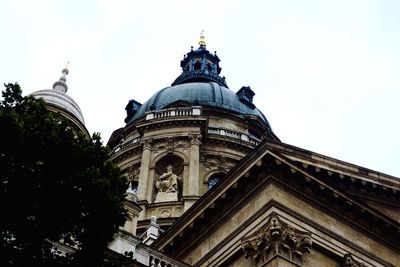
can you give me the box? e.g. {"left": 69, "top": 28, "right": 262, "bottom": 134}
{"left": 135, "top": 116, "right": 207, "bottom": 135}
{"left": 204, "top": 136, "right": 256, "bottom": 151}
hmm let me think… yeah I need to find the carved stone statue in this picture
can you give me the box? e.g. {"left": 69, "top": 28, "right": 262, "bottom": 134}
{"left": 156, "top": 165, "right": 180, "bottom": 193}
{"left": 155, "top": 165, "right": 181, "bottom": 203}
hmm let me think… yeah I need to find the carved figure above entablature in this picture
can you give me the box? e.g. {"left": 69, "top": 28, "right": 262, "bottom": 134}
{"left": 241, "top": 212, "right": 312, "bottom": 266}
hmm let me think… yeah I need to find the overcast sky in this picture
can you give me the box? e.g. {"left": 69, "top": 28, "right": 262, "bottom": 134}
{"left": 1, "top": 0, "right": 399, "bottom": 177}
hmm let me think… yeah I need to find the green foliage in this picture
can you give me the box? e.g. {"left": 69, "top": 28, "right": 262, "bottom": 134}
{"left": 0, "top": 83, "right": 128, "bottom": 266}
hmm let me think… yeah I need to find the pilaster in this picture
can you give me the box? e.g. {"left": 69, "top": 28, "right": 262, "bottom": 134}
{"left": 138, "top": 138, "right": 153, "bottom": 203}
{"left": 188, "top": 134, "right": 201, "bottom": 196}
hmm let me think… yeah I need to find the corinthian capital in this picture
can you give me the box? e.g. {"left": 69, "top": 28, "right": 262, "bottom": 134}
{"left": 141, "top": 138, "right": 153, "bottom": 150}
{"left": 188, "top": 134, "right": 202, "bottom": 146}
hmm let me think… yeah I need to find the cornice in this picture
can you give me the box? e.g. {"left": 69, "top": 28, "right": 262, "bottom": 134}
{"left": 136, "top": 116, "right": 207, "bottom": 133}
{"left": 266, "top": 140, "right": 400, "bottom": 189}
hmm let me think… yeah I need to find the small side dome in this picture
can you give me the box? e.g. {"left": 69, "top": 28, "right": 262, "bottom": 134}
{"left": 31, "top": 65, "right": 87, "bottom": 135}
{"left": 31, "top": 89, "right": 85, "bottom": 125}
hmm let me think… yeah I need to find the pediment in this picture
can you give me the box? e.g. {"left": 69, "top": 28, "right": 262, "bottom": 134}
{"left": 152, "top": 139, "right": 400, "bottom": 266}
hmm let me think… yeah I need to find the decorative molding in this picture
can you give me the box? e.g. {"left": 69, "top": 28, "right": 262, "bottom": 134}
{"left": 152, "top": 137, "right": 190, "bottom": 153}
{"left": 241, "top": 212, "right": 312, "bottom": 266}
{"left": 126, "top": 165, "right": 140, "bottom": 182}
{"left": 159, "top": 209, "right": 172, "bottom": 218}
{"left": 188, "top": 134, "right": 202, "bottom": 146}
{"left": 141, "top": 138, "right": 153, "bottom": 150}
{"left": 203, "top": 156, "right": 237, "bottom": 174}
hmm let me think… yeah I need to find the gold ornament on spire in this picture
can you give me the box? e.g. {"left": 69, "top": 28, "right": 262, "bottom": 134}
{"left": 63, "top": 61, "right": 70, "bottom": 75}
{"left": 199, "top": 30, "right": 206, "bottom": 47}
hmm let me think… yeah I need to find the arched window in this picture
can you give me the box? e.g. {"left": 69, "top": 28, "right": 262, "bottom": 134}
{"left": 208, "top": 173, "right": 223, "bottom": 189}
{"left": 194, "top": 61, "right": 201, "bottom": 71}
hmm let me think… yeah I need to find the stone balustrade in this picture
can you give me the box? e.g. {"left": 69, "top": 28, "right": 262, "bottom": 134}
{"left": 145, "top": 106, "right": 202, "bottom": 121}
{"left": 207, "top": 127, "right": 260, "bottom": 145}
{"left": 114, "top": 137, "right": 141, "bottom": 153}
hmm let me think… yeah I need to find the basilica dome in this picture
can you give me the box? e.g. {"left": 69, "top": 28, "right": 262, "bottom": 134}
{"left": 124, "top": 37, "right": 273, "bottom": 133}
{"left": 126, "top": 82, "right": 270, "bottom": 129}
{"left": 109, "top": 36, "right": 279, "bottom": 233}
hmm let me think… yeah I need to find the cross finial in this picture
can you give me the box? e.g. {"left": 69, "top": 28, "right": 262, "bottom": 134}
{"left": 199, "top": 30, "right": 206, "bottom": 47}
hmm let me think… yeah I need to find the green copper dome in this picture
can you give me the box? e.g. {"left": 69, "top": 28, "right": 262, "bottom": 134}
{"left": 124, "top": 41, "right": 273, "bottom": 132}
{"left": 125, "top": 82, "right": 271, "bottom": 129}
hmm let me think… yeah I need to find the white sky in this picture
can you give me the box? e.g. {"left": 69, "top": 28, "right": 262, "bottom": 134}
{"left": 1, "top": 0, "right": 399, "bottom": 177}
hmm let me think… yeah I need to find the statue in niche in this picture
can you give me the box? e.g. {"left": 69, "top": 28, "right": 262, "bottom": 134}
{"left": 156, "top": 165, "right": 180, "bottom": 193}
{"left": 155, "top": 165, "right": 181, "bottom": 203}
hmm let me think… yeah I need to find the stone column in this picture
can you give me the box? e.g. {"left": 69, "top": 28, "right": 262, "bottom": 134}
{"left": 188, "top": 134, "right": 201, "bottom": 196}
{"left": 138, "top": 138, "right": 152, "bottom": 203}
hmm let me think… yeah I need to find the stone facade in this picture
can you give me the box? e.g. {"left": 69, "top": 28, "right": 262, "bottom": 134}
{"left": 108, "top": 104, "right": 270, "bottom": 233}
{"left": 151, "top": 142, "right": 400, "bottom": 266}
{"left": 35, "top": 40, "right": 400, "bottom": 266}
{"left": 106, "top": 40, "right": 400, "bottom": 266}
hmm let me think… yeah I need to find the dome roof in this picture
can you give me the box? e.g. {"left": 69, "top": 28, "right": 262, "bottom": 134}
{"left": 31, "top": 89, "right": 85, "bottom": 124}
{"left": 126, "top": 82, "right": 270, "bottom": 128}
{"left": 31, "top": 66, "right": 85, "bottom": 126}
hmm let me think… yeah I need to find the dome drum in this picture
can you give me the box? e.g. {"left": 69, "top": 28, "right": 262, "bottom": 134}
{"left": 109, "top": 39, "right": 279, "bottom": 231}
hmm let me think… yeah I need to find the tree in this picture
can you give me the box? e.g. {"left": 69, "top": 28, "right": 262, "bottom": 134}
{"left": 0, "top": 83, "right": 128, "bottom": 266}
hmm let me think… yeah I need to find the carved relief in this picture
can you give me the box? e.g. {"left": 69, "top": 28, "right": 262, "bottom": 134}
{"left": 241, "top": 213, "right": 312, "bottom": 266}
{"left": 141, "top": 138, "right": 153, "bottom": 150}
{"left": 153, "top": 137, "right": 174, "bottom": 152}
{"left": 152, "top": 137, "right": 189, "bottom": 153}
{"left": 203, "top": 156, "right": 236, "bottom": 173}
{"left": 175, "top": 139, "right": 189, "bottom": 147}
{"left": 159, "top": 209, "right": 172, "bottom": 218}
{"left": 126, "top": 167, "right": 140, "bottom": 183}
{"left": 188, "top": 134, "right": 202, "bottom": 146}
{"left": 342, "top": 254, "right": 365, "bottom": 267}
